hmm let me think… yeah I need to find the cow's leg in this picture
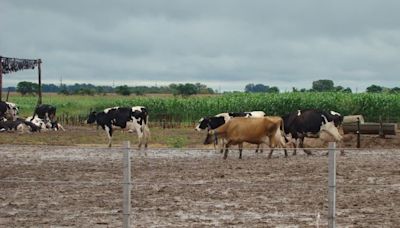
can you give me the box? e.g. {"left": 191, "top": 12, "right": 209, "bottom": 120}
{"left": 255, "top": 144, "right": 263, "bottom": 153}
{"left": 105, "top": 125, "right": 113, "bottom": 147}
{"left": 292, "top": 138, "right": 298, "bottom": 155}
{"left": 268, "top": 136, "right": 275, "bottom": 159}
{"left": 238, "top": 143, "right": 243, "bottom": 159}
{"left": 223, "top": 142, "right": 231, "bottom": 159}
{"left": 132, "top": 124, "right": 144, "bottom": 149}
{"left": 143, "top": 125, "right": 150, "bottom": 149}
{"left": 300, "top": 137, "right": 312, "bottom": 155}
{"left": 220, "top": 138, "right": 225, "bottom": 153}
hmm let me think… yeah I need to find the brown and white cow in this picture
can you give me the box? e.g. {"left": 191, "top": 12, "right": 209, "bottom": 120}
{"left": 205, "top": 117, "right": 287, "bottom": 159}
{"left": 195, "top": 111, "right": 266, "bottom": 152}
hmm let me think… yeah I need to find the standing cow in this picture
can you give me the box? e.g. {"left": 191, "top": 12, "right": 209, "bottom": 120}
{"left": 205, "top": 117, "right": 287, "bottom": 159}
{"left": 32, "top": 104, "right": 57, "bottom": 121}
{"left": 195, "top": 111, "right": 266, "bottom": 152}
{"left": 87, "top": 106, "right": 150, "bottom": 148}
{"left": 283, "top": 109, "right": 343, "bottom": 155}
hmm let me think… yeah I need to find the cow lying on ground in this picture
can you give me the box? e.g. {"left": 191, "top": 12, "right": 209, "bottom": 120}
{"left": 204, "top": 117, "right": 287, "bottom": 159}
{"left": 0, "top": 101, "right": 19, "bottom": 121}
{"left": 0, "top": 119, "right": 42, "bottom": 133}
{"left": 87, "top": 106, "right": 150, "bottom": 148}
{"left": 283, "top": 109, "right": 343, "bottom": 155}
{"left": 195, "top": 111, "right": 266, "bottom": 152}
{"left": 25, "top": 116, "right": 65, "bottom": 131}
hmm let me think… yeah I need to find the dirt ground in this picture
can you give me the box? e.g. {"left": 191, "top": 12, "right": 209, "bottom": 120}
{"left": 0, "top": 145, "right": 399, "bottom": 227}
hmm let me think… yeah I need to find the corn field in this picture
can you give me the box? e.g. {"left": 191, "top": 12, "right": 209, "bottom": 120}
{"left": 7, "top": 92, "right": 400, "bottom": 124}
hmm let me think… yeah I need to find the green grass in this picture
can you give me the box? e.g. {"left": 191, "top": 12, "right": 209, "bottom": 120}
{"left": 6, "top": 92, "right": 400, "bottom": 123}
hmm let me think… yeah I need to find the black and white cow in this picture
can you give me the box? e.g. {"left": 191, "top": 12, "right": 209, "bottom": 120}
{"left": 195, "top": 111, "right": 266, "bottom": 131}
{"left": 283, "top": 109, "right": 343, "bottom": 155}
{"left": 195, "top": 111, "right": 266, "bottom": 152}
{"left": 0, "top": 101, "right": 19, "bottom": 121}
{"left": 87, "top": 106, "right": 150, "bottom": 148}
{"left": 0, "top": 119, "right": 42, "bottom": 133}
{"left": 32, "top": 104, "right": 57, "bottom": 121}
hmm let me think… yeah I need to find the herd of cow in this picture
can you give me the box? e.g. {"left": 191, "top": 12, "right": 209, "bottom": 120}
{"left": 0, "top": 101, "right": 63, "bottom": 133}
{"left": 0, "top": 101, "right": 344, "bottom": 159}
{"left": 195, "top": 110, "right": 344, "bottom": 159}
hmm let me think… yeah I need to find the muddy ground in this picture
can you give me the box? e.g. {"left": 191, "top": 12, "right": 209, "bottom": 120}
{"left": 0, "top": 145, "right": 399, "bottom": 227}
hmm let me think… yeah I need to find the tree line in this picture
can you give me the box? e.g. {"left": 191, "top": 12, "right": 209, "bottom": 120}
{"left": 10, "top": 81, "right": 215, "bottom": 96}
{"left": 8, "top": 79, "right": 400, "bottom": 96}
{"left": 245, "top": 79, "right": 400, "bottom": 94}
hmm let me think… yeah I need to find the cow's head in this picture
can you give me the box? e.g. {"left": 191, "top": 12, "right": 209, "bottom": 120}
{"left": 5, "top": 102, "right": 19, "bottom": 121}
{"left": 195, "top": 116, "right": 226, "bottom": 131}
{"left": 195, "top": 117, "right": 209, "bottom": 131}
{"left": 329, "top": 111, "right": 343, "bottom": 127}
{"left": 86, "top": 111, "right": 97, "bottom": 124}
{"left": 320, "top": 115, "right": 343, "bottom": 142}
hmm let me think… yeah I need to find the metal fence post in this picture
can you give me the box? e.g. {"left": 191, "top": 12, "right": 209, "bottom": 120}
{"left": 356, "top": 117, "right": 361, "bottom": 148}
{"left": 328, "top": 142, "right": 336, "bottom": 228}
{"left": 123, "top": 141, "right": 131, "bottom": 228}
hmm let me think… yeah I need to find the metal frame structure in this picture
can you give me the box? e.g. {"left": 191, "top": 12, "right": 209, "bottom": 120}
{"left": 0, "top": 56, "right": 42, "bottom": 104}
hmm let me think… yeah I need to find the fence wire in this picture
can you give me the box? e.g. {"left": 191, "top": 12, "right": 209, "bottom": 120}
{"left": 1, "top": 146, "right": 399, "bottom": 226}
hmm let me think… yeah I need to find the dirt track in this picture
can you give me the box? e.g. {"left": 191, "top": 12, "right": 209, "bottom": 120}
{"left": 0, "top": 146, "right": 399, "bottom": 227}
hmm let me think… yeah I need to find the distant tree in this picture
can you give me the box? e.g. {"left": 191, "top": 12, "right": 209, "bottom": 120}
{"left": 195, "top": 82, "right": 214, "bottom": 94}
{"left": 389, "top": 87, "right": 400, "bottom": 94}
{"left": 115, "top": 85, "right": 131, "bottom": 96}
{"left": 134, "top": 89, "right": 145, "bottom": 96}
{"left": 312, "top": 79, "right": 334, "bottom": 92}
{"left": 58, "top": 84, "right": 70, "bottom": 95}
{"left": 76, "top": 88, "right": 96, "bottom": 95}
{"left": 342, "top": 87, "right": 352, "bottom": 93}
{"left": 267, "top": 86, "right": 279, "bottom": 93}
{"left": 366, "top": 84, "right": 383, "bottom": 93}
{"left": 245, "top": 83, "right": 269, "bottom": 93}
{"left": 16, "top": 81, "right": 38, "bottom": 95}
{"left": 42, "top": 83, "right": 60, "bottom": 93}
{"left": 174, "top": 83, "right": 199, "bottom": 96}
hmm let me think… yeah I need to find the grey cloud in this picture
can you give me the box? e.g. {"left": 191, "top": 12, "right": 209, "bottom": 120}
{"left": 1, "top": 0, "right": 400, "bottom": 91}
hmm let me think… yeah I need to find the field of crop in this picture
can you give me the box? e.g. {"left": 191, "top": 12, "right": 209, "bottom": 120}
{"left": 6, "top": 92, "right": 400, "bottom": 123}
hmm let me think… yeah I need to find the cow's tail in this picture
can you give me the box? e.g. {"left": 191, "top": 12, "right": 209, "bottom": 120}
{"left": 279, "top": 118, "right": 289, "bottom": 143}
{"left": 30, "top": 104, "right": 40, "bottom": 122}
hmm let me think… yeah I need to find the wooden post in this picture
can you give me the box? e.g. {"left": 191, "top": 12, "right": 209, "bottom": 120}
{"left": 328, "top": 142, "right": 336, "bottom": 228}
{"left": 123, "top": 141, "right": 131, "bottom": 228}
{"left": 0, "top": 56, "right": 3, "bottom": 102}
{"left": 6, "top": 88, "right": 10, "bottom": 101}
{"left": 356, "top": 117, "right": 361, "bottom": 148}
{"left": 37, "top": 59, "right": 42, "bottom": 105}
{"left": 379, "top": 116, "right": 384, "bottom": 138}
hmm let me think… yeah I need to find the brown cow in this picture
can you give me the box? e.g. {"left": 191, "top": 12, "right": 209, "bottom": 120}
{"left": 205, "top": 117, "right": 288, "bottom": 159}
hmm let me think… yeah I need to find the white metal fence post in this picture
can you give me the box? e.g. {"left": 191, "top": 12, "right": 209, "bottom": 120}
{"left": 123, "top": 141, "right": 131, "bottom": 228}
{"left": 328, "top": 142, "right": 336, "bottom": 228}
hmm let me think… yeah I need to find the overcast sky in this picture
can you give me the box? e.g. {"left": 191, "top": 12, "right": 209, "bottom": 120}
{"left": 1, "top": 0, "right": 400, "bottom": 92}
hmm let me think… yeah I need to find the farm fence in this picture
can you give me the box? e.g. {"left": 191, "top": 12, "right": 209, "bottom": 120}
{"left": 0, "top": 144, "right": 399, "bottom": 227}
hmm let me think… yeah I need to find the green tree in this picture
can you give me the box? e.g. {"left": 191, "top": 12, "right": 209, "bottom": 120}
{"left": 389, "top": 87, "right": 400, "bottom": 94}
{"left": 312, "top": 79, "right": 334, "bottom": 92}
{"left": 342, "top": 87, "right": 352, "bottom": 93}
{"left": 267, "top": 86, "right": 279, "bottom": 93}
{"left": 366, "top": 84, "right": 383, "bottom": 93}
{"left": 245, "top": 83, "right": 269, "bottom": 93}
{"left": 16, "top": 81, "right": 38, "bottom": 95}
{"left": 115, "top": 85, "right": 131, "bottom": 96}
{"left": 173, "top": 83, "right": 199, "bottom": 96}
